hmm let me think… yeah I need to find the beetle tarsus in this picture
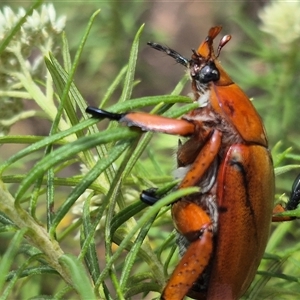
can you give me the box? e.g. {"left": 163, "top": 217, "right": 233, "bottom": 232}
{"left": 140, "top": 188, "right": 160, "bottom": 206}
{"left": 285, "top": 173, "right": 300, "bottom": 211}
{"left": 86, "top": 106, "right": 124, "bottom": 121}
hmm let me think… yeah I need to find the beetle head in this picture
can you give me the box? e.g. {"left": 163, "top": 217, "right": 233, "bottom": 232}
{"left": 190, "top": 26, "right": 232, "bottom": 86}
{"left": 147, "top": 26, "right": 233, "bottom": 86}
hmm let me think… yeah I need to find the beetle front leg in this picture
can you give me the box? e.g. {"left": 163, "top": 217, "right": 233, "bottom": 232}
{"left": 162, "top": 201, "right": 213, "bottom": 300}
{"left": 86, "top": 106, "right": 195, "bottom": 136}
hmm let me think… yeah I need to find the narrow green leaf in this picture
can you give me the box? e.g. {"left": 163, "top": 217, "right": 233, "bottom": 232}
{"left": 120, "top": 24, "right": 144, "bottom": 102}
{"left": 0, "top": 228, "right": 27, "bottom": 292}
{"left": 59, "top": 254, "right": 96, "bottom": 300}
{"left": 120, "top": 214, "right": 157, "bottom": 289}
{"left": 99, "top": 65, "right": 128, "bottom": 108}
{"left": 80, "top": 194, "right": 100, "bottom": 283}
{"left": 274, "top": 165, "right": 300, "bottom": 176}
{"left": 0, "top": 118, "right": 96, "bottom": 175}
{"left": 62, "top": 32, "right": 72, "bottom": 73}
{"left": 50, "top": 138, "right": 133, "bottom": 235}
{"left": 15, "top": 128, "right": 138, "bottom": 202}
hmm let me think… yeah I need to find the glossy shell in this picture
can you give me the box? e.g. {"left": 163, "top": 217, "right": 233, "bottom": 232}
{"left": 207, "top": 144, "right": 274, "bottom": 299}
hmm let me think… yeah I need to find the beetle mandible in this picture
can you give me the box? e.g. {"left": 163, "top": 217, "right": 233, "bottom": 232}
{"left": 86, "top": 26, "right": 299, "bottom": 300}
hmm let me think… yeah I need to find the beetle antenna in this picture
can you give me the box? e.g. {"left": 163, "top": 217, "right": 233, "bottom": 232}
{"left": 147, "top": 42, "right": 189, "bottom": 67}
{"left": 216, "top": 34, "right": 231, "bottom": 58}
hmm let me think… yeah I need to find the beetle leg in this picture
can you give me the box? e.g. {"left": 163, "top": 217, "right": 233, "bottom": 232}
{"left": 86, "top": 106, "right": 195, "bottom": 137}
{"left": 179, "top": 130, "right": 222, "bottom": 188}
{"left": 162, "top": 201, "right": 213, "bottom": 300}
{"left": 272, "top": 204, "right": 292, "bottom": 222}
{"left": 286, "top": 173, "right": 300, "bottom": 211}
{"left": 253, "top": 170, "right": 300, "bottom": 222}
{"left": 161, "top": 131, "right": 221, "bottom": 299}
{"left": 140, "top": 188, "right": 159, "bottom": 205}
{"left": 272, "top": 173, "right": 300, "bottom": 222}
{"left": 140, "top": 130, "right": 221, "bottom": 207}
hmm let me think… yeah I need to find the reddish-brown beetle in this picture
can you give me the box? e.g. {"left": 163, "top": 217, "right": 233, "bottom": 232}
{"left": 86, "top": 26, "right": 299, "bottom": 300}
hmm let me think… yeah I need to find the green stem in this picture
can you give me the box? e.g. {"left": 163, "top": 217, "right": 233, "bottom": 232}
{"left": 13, "top": 46, "right": 70, "bottom": 132}
{"left": 0, "top": 181, "right": 73, "bottom": 287}
{"left": 0, "top": 91, "right": 30, "bottom": 98}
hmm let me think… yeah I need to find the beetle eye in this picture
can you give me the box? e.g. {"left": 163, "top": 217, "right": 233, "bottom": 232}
{"left": 197, "top": 61, "right": 220, "bottom": 84}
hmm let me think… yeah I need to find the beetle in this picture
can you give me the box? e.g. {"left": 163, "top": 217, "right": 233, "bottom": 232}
{"left": 86, "top": 26, "right": 299, "bottom": 300}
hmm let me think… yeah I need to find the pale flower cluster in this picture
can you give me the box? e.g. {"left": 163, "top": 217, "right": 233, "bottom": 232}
{"left": 0, "top": 4, "right": 66, "bottom": 53}
{"left": 0, "top": 4, "right": 66, "bottom": 78}
{"left": 259, "top": 1, "right": 300, "bottom": 45}
{"left": 0, "top": 4, "right": 66, "bottom": 136}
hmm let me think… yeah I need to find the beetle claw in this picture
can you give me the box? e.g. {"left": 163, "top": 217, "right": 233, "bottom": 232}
{"left": 140, "top": 188, "right": 160, "bottom": 206}
{"left": 86, "top": 106, "right": 124, "bottom": 121}
{"left": 286, "top": 173, "right": 300, "bottom": 211}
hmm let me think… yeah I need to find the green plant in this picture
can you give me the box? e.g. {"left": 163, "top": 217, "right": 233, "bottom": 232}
{"left": 0, "top": 2, "right": 195, "bottom": 299}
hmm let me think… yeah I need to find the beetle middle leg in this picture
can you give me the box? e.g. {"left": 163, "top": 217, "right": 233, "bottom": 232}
{"left": 160, "top": 130, "right": 222, "bottom": 299}
{"left": 140, "top": 129, "right": 222, "bottom": 206}
{"left": 162, "top": 201, "right": 213, "bottom": 300}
